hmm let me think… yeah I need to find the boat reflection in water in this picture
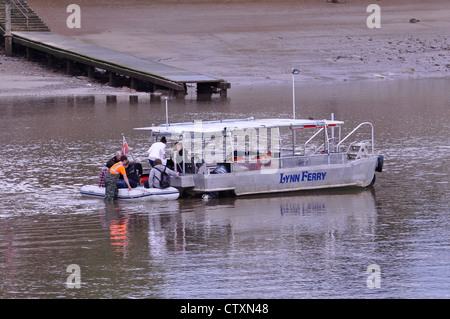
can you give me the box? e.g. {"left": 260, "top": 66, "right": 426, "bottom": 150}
{"left": 136, "top": 189, "right": 378, "bottom": 298}
{"left": 144, "top": 189, "right": 377, "bottom": 256}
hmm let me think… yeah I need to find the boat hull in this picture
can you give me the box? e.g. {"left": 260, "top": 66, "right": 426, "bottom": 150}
{"left": 80, "top": 185, "right": 179, "bottom": 201}
{"left": 174, "top": 156, "right": 378, "bottom": 196}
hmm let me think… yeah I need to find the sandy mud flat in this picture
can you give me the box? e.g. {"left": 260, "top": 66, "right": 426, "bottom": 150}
{"left": 1, "top": 0, "right": 449, "bottom": 95}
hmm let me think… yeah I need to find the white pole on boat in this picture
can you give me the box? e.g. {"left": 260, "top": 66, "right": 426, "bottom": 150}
{"left": 291, "top": 69, "right": 300, "bottom": 120}
{"left": 292, "top": 69, "right": 300, "bottom": 154}
{"left": 165, "top": 97, "right": 169, "bottom": 130}
{"left": 331, "top": 113, "right": 335, "bottom": 151}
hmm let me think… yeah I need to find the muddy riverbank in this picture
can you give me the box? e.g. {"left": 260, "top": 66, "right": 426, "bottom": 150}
{"left": 1, "top": 0, "right": 449, "bottom": 95}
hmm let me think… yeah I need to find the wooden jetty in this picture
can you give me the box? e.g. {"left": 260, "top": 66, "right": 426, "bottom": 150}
{"left": 10, "top": 31, "right": 230, "bottom": 97}
{"left": 0, "top": 1, "right": 230, "bottom": 98}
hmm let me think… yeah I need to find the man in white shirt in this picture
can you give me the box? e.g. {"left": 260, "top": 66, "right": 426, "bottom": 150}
{"left": 147, "top": 136, "right": 167, "bottom": 167}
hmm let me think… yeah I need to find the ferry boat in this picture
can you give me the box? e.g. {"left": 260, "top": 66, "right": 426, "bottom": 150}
{"left": 134, "top": 116, "right": 383, "bottom": 197}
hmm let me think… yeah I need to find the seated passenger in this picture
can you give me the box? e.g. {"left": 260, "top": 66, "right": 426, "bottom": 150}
{"left": 117, "top": 162, "right": 142, "bottom": 189}
{"left": 144, "top": 158, "right": 179, "bottom": 189}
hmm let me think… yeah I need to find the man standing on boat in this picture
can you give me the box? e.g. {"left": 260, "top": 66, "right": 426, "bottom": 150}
{"left": 147, "top": 136, "right": 167, "bottom": 167}
{"left": 104, "top": 155, "right": 132, "bottom": 201}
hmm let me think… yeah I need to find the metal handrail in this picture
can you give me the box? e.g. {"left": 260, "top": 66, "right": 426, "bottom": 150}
{"left": 11, "top": 0, "right": 29, "bottom": 29}
{"left": 303, "top": 127, "right": 323, "bottom": 155}
{"left": 302, "top": 122, "right": 341, "bottom": 155}
{"left": 336, "top": 122, "right": 374, "bottom": 154}
{"left": 13, "top": 0, "right": 32, "bottom": 14}
{"left": 311, "top": 137, "right": 338, "bottom": 155}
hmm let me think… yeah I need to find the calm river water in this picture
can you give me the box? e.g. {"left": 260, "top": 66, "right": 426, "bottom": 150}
{"left": 0, "top": 78, "right": 449, "bottom": 299}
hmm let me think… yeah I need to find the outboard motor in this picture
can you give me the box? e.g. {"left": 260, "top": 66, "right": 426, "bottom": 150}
{"left": 376, "top": 155, "right": 384, "bottom": 172}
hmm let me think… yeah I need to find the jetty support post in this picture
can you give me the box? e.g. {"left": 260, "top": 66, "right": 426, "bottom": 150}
{"left": 175, "top": 88, "right": 185, "bottom": 99}
{"left": 66, "top": 59, "right": 74, "bottom": 75}
{"left": 218, "top": 81, "right": 231, "bottom": 98}
{"left": 46, "top": 53, "right": 55, "bottom": 68}
{"left": 130, "top": 78, "right": 138, "bottom": 91}
{"left": 4, "top": 0, "right": 13, "bottom": 56}
{"left": 108, "top": 72, "right": 118, "bottom": 87}
{"left": 87, "top": 65, "right": 95, "bottom": 78}
{"left": 197, "top": 81, "right": 230, "bottom": 99}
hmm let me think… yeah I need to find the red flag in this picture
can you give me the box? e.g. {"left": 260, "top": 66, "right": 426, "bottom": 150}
{"left": 122, "top": 135, "right": 130, "bottom": 156}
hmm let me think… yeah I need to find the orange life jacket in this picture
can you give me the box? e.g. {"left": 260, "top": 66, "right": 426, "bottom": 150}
{"left": 110, "top": 162, "right": 126, "bottom": 175}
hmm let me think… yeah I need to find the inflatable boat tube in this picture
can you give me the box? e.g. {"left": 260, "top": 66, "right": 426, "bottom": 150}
{"left": 80, "top": 185, "right": 179, "bottom": 201}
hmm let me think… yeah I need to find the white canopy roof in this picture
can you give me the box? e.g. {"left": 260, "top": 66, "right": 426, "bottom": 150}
{"left": 134, "top": 117, "right": 344, "bottom": 134}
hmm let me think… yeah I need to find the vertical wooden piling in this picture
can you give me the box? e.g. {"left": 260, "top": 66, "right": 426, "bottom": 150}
{"left": 109, "top": 72, "right": 118, "bottom": 86}
{"left": 197, "top": 83, "right": 212, "bottom": 95}
{"left": 130, "top": 78, "right": 138, "bottom": 90}
{"left": 66, "top": 60, "right": 74, "bottom": 75}
{"left": 106, "top": 95, "right": 117, "bottom": 104}
{"left": 129, "top": 95, "right": 138, "bottom": 104}
{"left": 87, "top": 65, "right": 95, "bottom": 78}
{"left": 46, "top": 53, "right": 54, "bottom": 68}
{"left": 4, "top": 0, "right": 13, "bottom": 56}
{"left": 26, "top": 47, "right": 33, "bottom": 60}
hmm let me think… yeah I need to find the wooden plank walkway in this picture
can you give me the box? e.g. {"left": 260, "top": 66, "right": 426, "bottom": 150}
{"left": 10, "top": 31, "right": 230, "bottom": 96}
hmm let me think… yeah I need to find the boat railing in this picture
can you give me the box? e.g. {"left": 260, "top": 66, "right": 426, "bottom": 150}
{"left": 178, "top": 150, "right": 350, "bottom": 175}
{"left": 303, "top": 127, "right": 324, "bottom": 155}
{"left": 301, "top": 124, "right": 342, "bottom": 155}
{"left": 336, "top": 122, "right": 374, "bottom": 154}
{"left": 310, "top": 137, "right": 341, "bottom": 155}
{"left": 180, "top": 149, "right": 350, "bottom": 174}
{"left": 280, "top": 152, "right": 347, "bottom": 169}
{"left": 225, "top": 152, "right": 347, "bottom": 173}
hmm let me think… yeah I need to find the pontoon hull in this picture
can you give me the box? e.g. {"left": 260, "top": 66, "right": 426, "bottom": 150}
{"left": 174, "top": 156, "right": 378, "bottom": 196}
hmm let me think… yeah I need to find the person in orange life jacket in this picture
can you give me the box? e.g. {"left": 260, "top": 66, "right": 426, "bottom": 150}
{"left": 104, "top": 155, "right": 132, "bottom": 201}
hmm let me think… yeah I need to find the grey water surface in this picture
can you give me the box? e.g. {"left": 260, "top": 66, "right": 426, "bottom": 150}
{"left": 0, "top": 78, "right": 448, "bottom": 298}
